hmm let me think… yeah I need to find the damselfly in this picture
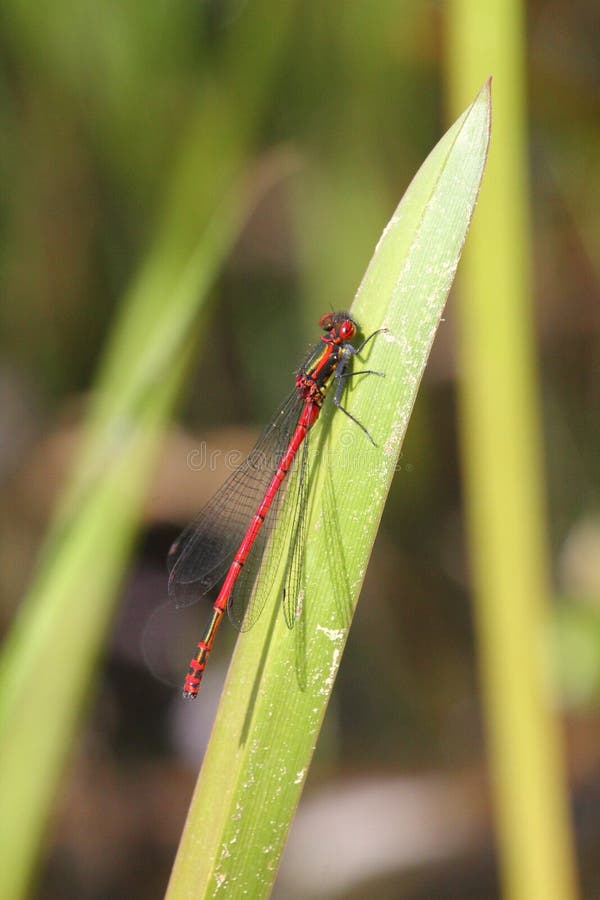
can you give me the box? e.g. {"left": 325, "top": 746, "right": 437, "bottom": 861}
{"left": 168, "top": 312, "right": 385, "bottom": 698}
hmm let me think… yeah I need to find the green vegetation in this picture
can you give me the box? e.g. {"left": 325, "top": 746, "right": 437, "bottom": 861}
{"left": 0, "top": 1, "right": 594, "bottom": 897}
{"left": 447, "top": 0, "right": 579, "bottom": 896}
{"left": 166, "top": 85, "right": 490, "bottom": 898}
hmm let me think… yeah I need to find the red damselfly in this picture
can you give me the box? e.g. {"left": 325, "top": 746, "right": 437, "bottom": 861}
{"left": 168, "top": 312, "right": 385, "bottom": 698}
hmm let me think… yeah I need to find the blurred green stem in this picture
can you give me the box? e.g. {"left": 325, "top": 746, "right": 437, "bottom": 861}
{"left": 446, "top": 3, "right": 579, "bottom": 900}
{"left": 0, "top": 3, "right": 298, "bottom": 896}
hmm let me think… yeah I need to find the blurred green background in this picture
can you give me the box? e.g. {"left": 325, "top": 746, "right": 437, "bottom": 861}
{"left": 0, "top": 1, "right": 598, "bottom": 898}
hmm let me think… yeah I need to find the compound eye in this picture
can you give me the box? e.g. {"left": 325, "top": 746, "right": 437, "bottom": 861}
{"left": 319, "top": 313, "right": 334, "bottom": 332}
{"left": 339, "top": 319, "right": 356, "bottom": 340}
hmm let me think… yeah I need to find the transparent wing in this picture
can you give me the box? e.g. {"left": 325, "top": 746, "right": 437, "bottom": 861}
{"left": 226, "top": 422, "right": 310, "bottom": 632}
{"left": 167, "top": 390, "right": 303, "bottom": 609}
{"left": 282, "top": 434, "right": 310, "bottom": 629}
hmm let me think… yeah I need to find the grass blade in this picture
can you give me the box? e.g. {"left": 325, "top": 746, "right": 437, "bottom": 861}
{"left": 166, "top": 81, "right": 491, "bottom": 900}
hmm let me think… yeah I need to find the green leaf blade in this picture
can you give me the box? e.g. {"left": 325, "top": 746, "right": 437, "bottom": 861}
{"left": 167, "top": 81, "right": 491, "bottom": 900}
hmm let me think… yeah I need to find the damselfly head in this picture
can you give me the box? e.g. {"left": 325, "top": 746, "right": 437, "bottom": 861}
{"left": 318, "top": 311, "right": 358, "bottom": 342}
